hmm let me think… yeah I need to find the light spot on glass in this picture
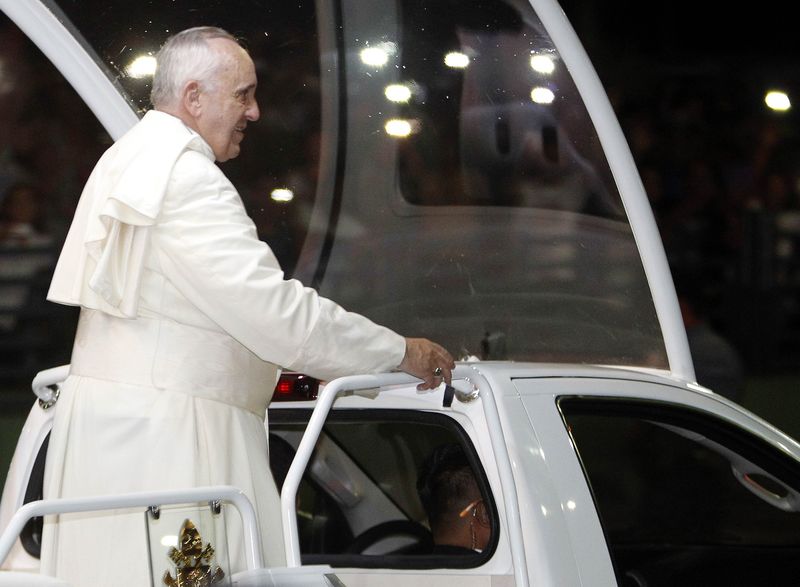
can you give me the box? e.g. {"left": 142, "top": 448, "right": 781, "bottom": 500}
{"left": 765, "top": 90, "right": 791, "bottom": 112}
{"left": 125, "top": 55, "right": 157, "bottom": 79}
{"left": 160, "top": 535, "right": 178, "bottom": 547}
{"left": 530, "top": 54, "right": 555, "bottom": 74}
{"left": 385, "top": 118, "right": 415, "bottom": 137}
{"left": 384, "top": 84, "right": 412, "bottom": 102}
{"left": 444, "top": 52, "right": 470, "bottom": 68}
{"left": 271, "top": 188, "right": 295, "bottom": 203}
{"left": 531, "top": 86, "right": 555, "bottom": 104}
{"left": 361, "top": 47, "right": 389, "bottom": 67}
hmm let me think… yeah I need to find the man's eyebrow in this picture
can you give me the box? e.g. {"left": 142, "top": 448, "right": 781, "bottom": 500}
{"left": 235, "top": 83, "right": 257, "bottom": 94}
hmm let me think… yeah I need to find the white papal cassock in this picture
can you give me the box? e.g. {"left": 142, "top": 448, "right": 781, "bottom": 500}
{"left": 40, "top": 110, "right": 405, "bottom": 586}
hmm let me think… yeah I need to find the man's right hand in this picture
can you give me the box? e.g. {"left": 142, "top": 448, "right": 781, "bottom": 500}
{"left": 398, "top": 338, "right": 456, "bottom": 390}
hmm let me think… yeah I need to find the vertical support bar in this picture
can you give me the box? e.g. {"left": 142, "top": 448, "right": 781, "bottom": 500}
{"left": 280, "top": 367, "right": 529, "bottom": 586}
{"left": 529, "top": 0, "right": 696, "bottom": 381}
{"left": 280, "top": 372, "right": 418, "bottom": 567}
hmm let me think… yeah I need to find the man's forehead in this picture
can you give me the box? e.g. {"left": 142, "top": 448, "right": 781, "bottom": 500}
{"left": 209, "top": 37, "right": 253, "bottom": 67}
{"left": 211, "top": 40, "right": 257, "bottom": 85}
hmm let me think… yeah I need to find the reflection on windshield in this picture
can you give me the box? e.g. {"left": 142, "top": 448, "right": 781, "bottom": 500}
{"left": 397, "top": 1, "right": 622, "bottom": 218}
{"left": 49, "top": 0, "right": 668, "bottom": 368}
{"left": 314, "top": 0, "right": 667, "bottom": 368}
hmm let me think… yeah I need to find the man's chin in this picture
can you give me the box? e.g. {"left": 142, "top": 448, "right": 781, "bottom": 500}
{"left": 217, "top": 146, "right": 241, "bottom": 163}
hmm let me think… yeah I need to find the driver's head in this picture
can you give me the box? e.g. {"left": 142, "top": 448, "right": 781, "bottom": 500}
{"left": 417, "top": 443, "right": 490, "bottom": 551}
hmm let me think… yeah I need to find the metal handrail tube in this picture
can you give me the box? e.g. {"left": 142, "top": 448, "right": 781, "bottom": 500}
{"left": 0, "top": 485, "right": 263, "bottom": 571}
{"left": 280, "top": 372, "right": 420, "bottom": 567}
{"left": 279, "top": 366, "right": 530, "bottom": 587}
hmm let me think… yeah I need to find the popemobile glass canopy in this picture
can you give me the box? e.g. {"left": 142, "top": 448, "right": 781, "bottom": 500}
{"left": 4, "top": 0, "right": 692, "bottom": 378}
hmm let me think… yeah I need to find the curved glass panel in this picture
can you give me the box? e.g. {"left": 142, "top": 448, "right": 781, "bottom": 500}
{"left": 50, "top": 0, "right": 322, "bottom": 275}
{"left": 48, "top": 0, "right": 667, "bottom": 368}
{"left": 315, "top": 0, "right": 667, "bottom": 366}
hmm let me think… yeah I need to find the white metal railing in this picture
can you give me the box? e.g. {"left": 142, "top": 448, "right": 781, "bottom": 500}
{"left": 0, "top": 485, "right": 264, "bottom": 571}
{"left": 280, "top": 365, "right": 530, "bottom": 587}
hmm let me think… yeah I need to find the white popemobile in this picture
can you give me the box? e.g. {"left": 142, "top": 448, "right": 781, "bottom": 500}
{"left": 1, "top": 0, "right": 800, "bottom": 586}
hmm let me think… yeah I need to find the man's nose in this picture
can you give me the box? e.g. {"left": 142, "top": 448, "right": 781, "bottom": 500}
{"left": 247, "top": 99, "right": 260, "bottom": 122}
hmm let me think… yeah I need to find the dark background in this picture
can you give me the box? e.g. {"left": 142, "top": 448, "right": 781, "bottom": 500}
{"left": 559, "top": 0, "right": 800, "bottom": 433}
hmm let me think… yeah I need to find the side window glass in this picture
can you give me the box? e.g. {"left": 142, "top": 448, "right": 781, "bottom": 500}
{"left": 560, "top": 398, "right": 800, "bottom": 586}
{"left": 0, "top": 13, "right": 111, "bottom": 385}
{"left": 269, "top": 409, "right": 497, "bottom": 568}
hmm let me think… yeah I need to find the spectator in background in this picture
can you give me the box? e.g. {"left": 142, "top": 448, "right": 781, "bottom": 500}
{"left": 0, "top": 182, "right": 55, "bottom": 332}
{"left": 679, "top": 292, "right": 744, "bottom": 403}
{"left": 0, "top": 182, "right": 52, "bottom": 246}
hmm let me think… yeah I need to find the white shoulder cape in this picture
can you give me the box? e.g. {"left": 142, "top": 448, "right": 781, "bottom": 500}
{"left": 47, "top": 110, "right": 212, "bottom": 318}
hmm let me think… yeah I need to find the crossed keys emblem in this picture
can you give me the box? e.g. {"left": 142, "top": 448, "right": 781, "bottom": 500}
{"left": 162, "top": 519, "right": 225, "bottom": 587}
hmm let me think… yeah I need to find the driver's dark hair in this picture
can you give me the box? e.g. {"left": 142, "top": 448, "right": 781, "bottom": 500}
{"left": 417, "top": 443, "right": 478, "bottom": 527}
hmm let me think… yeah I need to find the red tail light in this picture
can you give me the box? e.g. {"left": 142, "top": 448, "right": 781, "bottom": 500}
{"left": 272, "top": 372, "right": 320, "bottom": 401}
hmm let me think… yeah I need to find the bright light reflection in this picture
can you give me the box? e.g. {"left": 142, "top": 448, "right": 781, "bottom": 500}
{"left": 444, "top": 52, "right": 470, "bottom": 68}
{"left": 126, "top": 55, "right": 157, "bottom": 79}
{"left": 270, "top": 188, "right": 294, "bottom": 203}
{"left": 385, "top": 119, "right": 413, "bottom": 137}
{"left": 765, "top": 90, "right": 791, "bottom": 112}
{"left": 530, "top": 55, "right": 555, "bottom": 74}
{"left": 531, "top": 86, "right": 555, "bottom": 104}
{"left": 566, "top": 500, "right": 576, "bottom": 510}
{"left": 540, "top": 505, "right": 548, "bottom": 516}
{"left": 161, "top": 535, "right": 178, "bottom": 547}
{"left": 385, "top": 84, "right": 412, "bottom": 103}
{"left": 360, "top": 47, "right": 389, "bottom": 67}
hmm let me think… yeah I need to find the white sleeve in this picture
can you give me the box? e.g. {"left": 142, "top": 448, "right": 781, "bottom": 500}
{"left": 150, "top": 151, "right": 406, "bottom": 379}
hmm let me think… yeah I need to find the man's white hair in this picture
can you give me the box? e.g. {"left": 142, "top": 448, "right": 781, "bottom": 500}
{"left": 150, "top": 26, "right": 239, "bottom": 109}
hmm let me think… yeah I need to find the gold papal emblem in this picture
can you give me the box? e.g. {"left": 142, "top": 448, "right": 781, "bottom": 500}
{"left": 162, "top": 519, "right": 225, "bottom": 587}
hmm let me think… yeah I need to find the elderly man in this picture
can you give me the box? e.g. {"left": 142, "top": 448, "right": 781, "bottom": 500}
{"left": 41, "top": 26, "right": 453, "bottom": 586}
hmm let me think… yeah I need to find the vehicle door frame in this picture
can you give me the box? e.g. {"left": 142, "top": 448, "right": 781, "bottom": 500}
{"left": 276, "top": 369, "right": 524, "bottom": 584}
{"left": 513, "top": 374, "right": 800, "bottom": 587}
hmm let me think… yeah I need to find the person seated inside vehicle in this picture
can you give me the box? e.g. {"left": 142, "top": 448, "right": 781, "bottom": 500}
{"left": 416, "top": 443, "right": 491, "bottom": 554}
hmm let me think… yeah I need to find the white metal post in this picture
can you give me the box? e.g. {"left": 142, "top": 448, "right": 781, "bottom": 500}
{"left": 280, "top": 367, "right": 530, "bottom": 586}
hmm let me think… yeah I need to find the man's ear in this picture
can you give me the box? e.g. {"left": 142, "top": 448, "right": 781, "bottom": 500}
{"left": 182, "top": 81, "right": 202, "bottom": 117}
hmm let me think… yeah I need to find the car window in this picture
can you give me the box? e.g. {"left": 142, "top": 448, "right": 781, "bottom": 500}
{"left": 269, "top": 408, "right": 498, "bottom": 569}
{"left": 559, "top": 398, "right": 800, "bottom": 586}
{"left": 0, "top": 11, "right": 110, "bottom": 386}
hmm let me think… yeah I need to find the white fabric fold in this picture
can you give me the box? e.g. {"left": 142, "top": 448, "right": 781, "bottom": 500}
{"left": 48, "top": 110, "right": 213, "bottom": 317}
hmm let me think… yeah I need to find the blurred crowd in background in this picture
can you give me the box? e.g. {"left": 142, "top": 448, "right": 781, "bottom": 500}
{"left": 610, "top": 75, "right": 800, "bottom": 399}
